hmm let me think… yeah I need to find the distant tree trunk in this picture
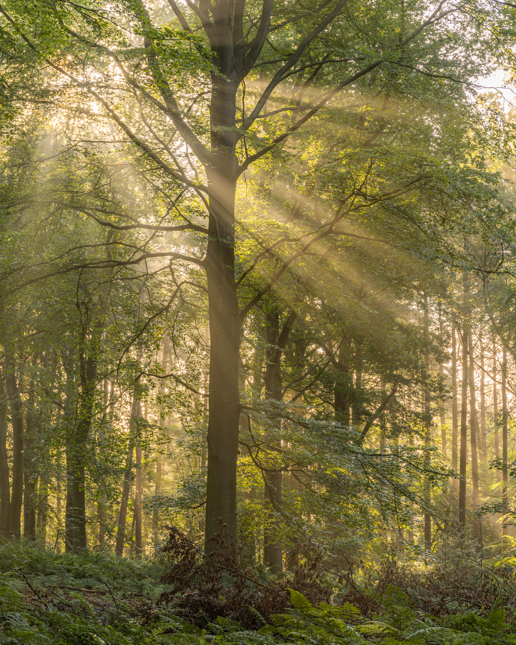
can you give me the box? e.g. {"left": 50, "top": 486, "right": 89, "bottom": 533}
{"left": 451, "top": 325, "right": 458, "bottom": 489}
{"left": 263, "top": 307, "right": 296, "bottom": 573}
{"left": 134, "top": 432, "right": 143, "bottom": 557}
{"left": 468, "top": 333, "right": 481, "bottom": 541}
{"left": 153, "top": 335, "right": 170, "bottom": 544}
{"left": 438, "top": 309, "right": 446, "bottom": 458}
{"left": 0, "top": 375, "right": 10, "bottom": 539}
{"left": 354, "top": 350, "right": 363, "bottom": 427}
{"left": 459, "top": 323, "right": 468, "bottom": 528}
{"left": 4, "top": 346, "right": 24, "bottom": 539}
{"left": 153, "top": 453, "right": 162, "bottom": 545}
{"left": 380, "top": 381, "right": 387, "bottom": 452}
{"left": 502, "top": 346, "right": 508, "bottom": 540}
{"left": 115, "top": 397, "right": 140, "bottom": 557}
{"left": 423, "top": 298, "right": 431, "bottom": 551}
{"left": 493, "top": 338, "right": 500, "bottom": 483}
{"left": 480, "top": 337, "right": 487, "bottom": 464}
{"left": 65, "top": 316, "right": 103, "bottom": 553}
{"left": 56, "top": 477, "right": 63, "bottom": 551}
{"left": 97, "top": 377, "right": 110, "bottom": 549}
{"left": 439, "top": 376, "right": 446, "bottom": 457}
{"left": 334, "top": 333, "right": 353, "bottom": 427}
{"left": 23, "top": 387, "right": 37, "bottom": 542}
{"left": 36, "top": 476, "right": 48, "bottom": 546}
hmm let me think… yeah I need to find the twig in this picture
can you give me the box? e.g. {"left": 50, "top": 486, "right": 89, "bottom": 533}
{"left": 100, "top": 578, "right": 118, "bottom": 605}
{"left": 0, "top": 556, "right": 49, "bottom": 608}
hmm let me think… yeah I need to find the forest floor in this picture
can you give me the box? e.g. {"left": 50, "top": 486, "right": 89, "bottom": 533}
{"left": 0, "top": 540, "right": 516, "bottom": 644}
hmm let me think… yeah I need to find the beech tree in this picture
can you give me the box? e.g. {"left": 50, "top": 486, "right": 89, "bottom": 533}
{"left": 0, "top": 0, "right": 516, "bottom": 557}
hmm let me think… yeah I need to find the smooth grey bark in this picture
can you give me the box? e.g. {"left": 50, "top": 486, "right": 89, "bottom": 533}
{"left": 134, "top": 419, "right": 143, "bottom": 557}
{"left": 262, "top": 307, "right": 297, "bottom": 572}
{"left": 65, "top": 321, "right": 102, "bottom": 553}
{"left": 0, "top": 374, "right": 10, "bottom": 539}
{"left": 4, "top": 346, "right": 23, "bottom": 539}
{"left": 36, "top": 476, "right": 48, "bottom": 546}
{"left": 334, "top": 334, "right": 353, "bottom": 427}
{"left": 153, "top": 335, "right": 170, "bottom": 543}
{"left": 423, "top": 299, "right": 431, "bottom": 551}
{"left": 451, "top": 325, "right": 458, "bottom": 490}
{"left": 480, "top": 337, "right": 487, "bottom": 464}
{"left": 204, "top": 149, "right": 241, "bottom": 552}
{"left": 468, "top": 333, "right": 480, "bottom": 542}
{"left": 458, "top": 323, "right": 468, "bottom": 528}
{"left": 502, "top": 346, "right": 508, "bottom": 539}
{"left": 493, "top": 338, "right": 501, "bottom": 483}
{"left": 115, "top": 397, "right": 141, "bottom": 556}
{"left": 23, "top": 387, "right": 37, "bottom": 542}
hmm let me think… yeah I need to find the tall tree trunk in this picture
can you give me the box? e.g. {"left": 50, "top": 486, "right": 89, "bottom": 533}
{"left": 115, "top": 397, "right": 140, "bottom": 556}
{"left": 423, "top": 298, "right": 431, "bottom": 550}
{"left": 36, "top": 476, "right": 48, "bottom": 546}
{"left": 438, "top": 308, "right": 446, "bottom": 458}
{"left": 4, "top": 347, "right": 23, "bottom": 539}
{"left": 354, "top": 352, "right": 363, "bottom": 427}
{"left": 23, "top": 387, "right": 37, "bottom": 542}
{"left": 134, "top": 431, "right": 143, "bottom": 557}
{"left": 480, "top": 336, "right": 487, "bottom": 464}
{"left": 262, "top": 308, "right": 296, "bottom": 572}
{"left": 153, "top": 335, "right": 169, "bottom": 543}
{"left": 502, "top": 345, "right": 508, "bottom": 540}
{"left": 334, "top": 334, "right": 353, "bottom": 427}
{"left": 153, "top": 452, "right": 162, "bottom": 545}
{"left": 468, "top": 333, "right": 481, "bottom": 542}
{"left": 56, "top": 476, "right": 62, "bottom": 551}
{"left": 65, "top": 333, "right": 101, "bottom": 553}
{"left": 459, "top": 323, "right": 468, "bottom": 528}
{"left": 451, "top": 325, "right": 458, "bottom": 490}
{"left": 204, "top": 114, "right": 241, "bottom": 549}
{"left": 439, "top": 370, "right": 446, "bottom": 458}
{"left": 97, "top": 377, "right": 110, "bottom": 549}
{"left": 0, "top": 374, "right": 10, "bottom": 539}
{"left": 493, "top": 338, "right": 500, "bottom": 483}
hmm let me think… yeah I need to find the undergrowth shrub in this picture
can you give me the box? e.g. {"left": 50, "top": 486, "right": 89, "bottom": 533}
{"left": 1, "top": 537, "right": 516, "bottom": 644}
{"left": 158, "top": 524, "right": 331, "bottom": 627}
{"left": 341, "top": 558, "right": 516, "bottom": 621}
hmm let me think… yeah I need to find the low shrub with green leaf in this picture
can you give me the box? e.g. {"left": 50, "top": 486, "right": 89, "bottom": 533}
{"left": 1, "top": 543, "right": 516, "bottom": 644}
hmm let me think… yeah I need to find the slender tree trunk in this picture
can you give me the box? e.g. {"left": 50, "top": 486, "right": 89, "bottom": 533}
{"left": 36, "top": 476, "right": 48, "bottom": 546}
{"left": 0, "top": 374, "right": 10, "bottom": 539}
{"left": 97, "top": 377, "right": 110, "bottom": 549}
{"left": 153, "top": 452, "right": 162, "bottom": 545}
{"left": 115, "top": 397, "right": 140, "bottom": 556}
{"left": 4, "top": 347, "right": 23, "bottom": 539}
{"left": 439, "top": 369, "right": 446, "bottom": 458}
{"left": 153, "top": 335, "right": 170, "bottom": 543}
{"left": 423, "top": 299, "right": 431, "bottom": 551}
{"left": 134, "top": 434, "right": 143, "bottom": 557}
{"left": 502, "top": 346, "right": 508, "bottom": 540}
{"left": 480, "top": 337, "right": 487, "bottom": 464}
{"left": 64, "top": 310, "right": 103, "bottom": 553}
{"left": 23, "top": 388, "right": 37, "bottom": 542}
{"left": 459, "top": 324, "right": 469, "bottom": 527}
{"left": 56, "top": 476, "right": 62, "bottom": 551}
{"left": 468, "top": 333, "right": 481, "bottom": 541}
{"left": 452, "top": 325, "right": 458, "bottom": 489}
{"left": 66, "top": 343, "right": 101, "bottom": 552}
{"left": 334, "top": 334, "right": 353, "bottom": 427}
{"left": 354, "top": 354, "right": 363, "bottom": 427}
{"left": 493, "top": 338, "right": 501, "bottom": 483}
{"left": 262, "top": 308, "right": 296, "bottom": 572}
{"left": 380, "top": 380, "right": 387, "bottom": 452}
